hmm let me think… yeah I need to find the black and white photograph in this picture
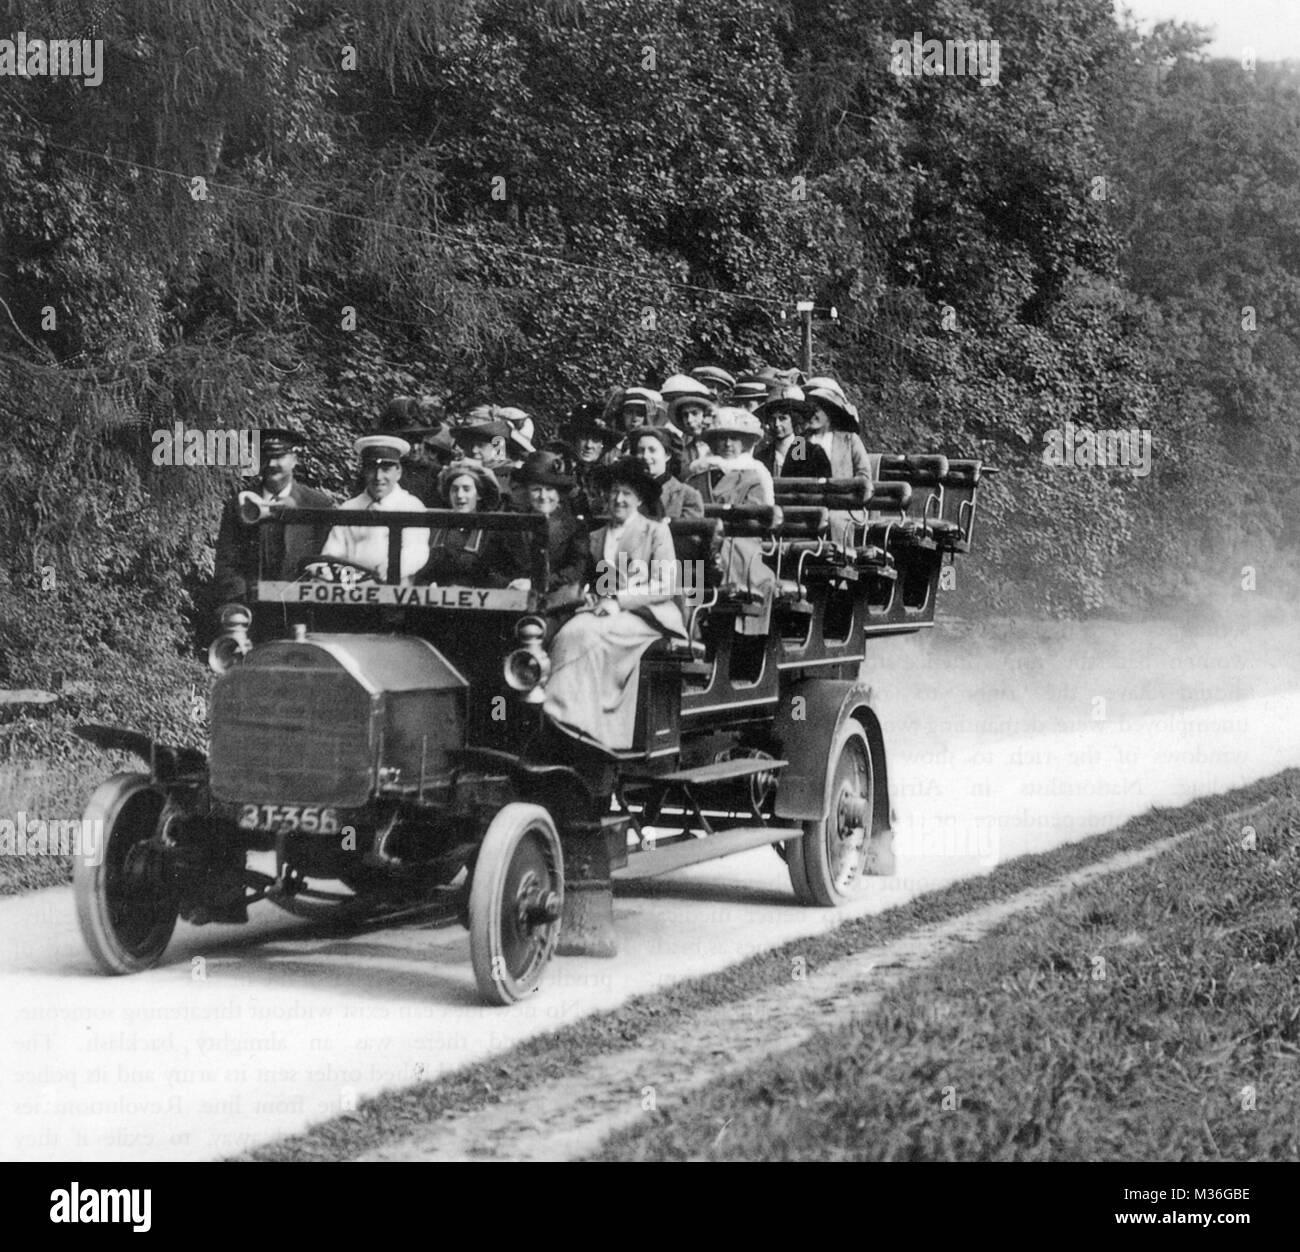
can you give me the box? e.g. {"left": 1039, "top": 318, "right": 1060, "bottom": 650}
{"left": 0, "top": 0, "right": 1296, "bottom": 1204}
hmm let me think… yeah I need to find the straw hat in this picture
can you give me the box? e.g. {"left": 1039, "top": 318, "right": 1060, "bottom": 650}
{"left": 701, "top": 408, "right": 764, "bottom": 447}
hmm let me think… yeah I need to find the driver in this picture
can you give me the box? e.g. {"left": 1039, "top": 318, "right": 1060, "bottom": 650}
{"left": 320, "top": 435, "right": 431, "bottom": 582}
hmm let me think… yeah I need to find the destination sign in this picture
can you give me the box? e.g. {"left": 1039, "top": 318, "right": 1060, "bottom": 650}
{"left": 257, "top": 580, "right": 530, "bottom": 610}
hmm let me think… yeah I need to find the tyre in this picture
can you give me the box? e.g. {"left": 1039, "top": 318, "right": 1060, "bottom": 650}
{"left": 468, "top": 803, "right": 564, "bottom": 1005}
{"left": 788, "top": 720, "right": 873, "bottom": 907}
{"left": 74, "top": 773, "right": 179, "bottom": 973}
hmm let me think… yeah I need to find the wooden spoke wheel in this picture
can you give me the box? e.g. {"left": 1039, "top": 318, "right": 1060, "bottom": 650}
{"left": 74, "top": 773, "right": 179, "bottom": 973}
{"left": 468, "top": 804, "right": 564, "bottom": 1005}
{"left": 788, "top": 721, "right": 873, "bottom": 907}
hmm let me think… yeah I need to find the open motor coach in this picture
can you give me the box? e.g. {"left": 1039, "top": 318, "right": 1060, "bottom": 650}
{"left": 73, "top": 455, "right": 983, "bottom": 1004}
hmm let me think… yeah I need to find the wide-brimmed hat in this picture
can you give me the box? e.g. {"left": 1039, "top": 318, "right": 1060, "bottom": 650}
{"left": 659, "top": 373, "right": 712, "bottom": 400}
{"left": 379, "top": 395, "right": 445, "bottom": 436}
{"left": 730, "top": 374, "right": 771, "bottom": 405}
{"left": 466, "top": 403, "right": 535, "bottom": 446}
{"left": 803, "top": 377, "right": 859, "bottom": 431}
{"left": 765, "top": 366, "right": 807, "bottom": 387}
{"left": 701, "top": 408, "right": 764, "bottom": 447}
{"left": 690, "top": 365, "right": 735, "bottom": 397}
{"left": 516, "top": 450, "right": 575, "bottom": 490}
{"left": 621, "top": 386, "right": 666, "bottom": 425}
{"left": 562, "top": 402, "right": 615, "bottom": 445}
{"left": 627, "top": 424, "right": 682, "bottom": 459}
{"left": 436, "top": 459, "right": 502, "bottom": 509}
{"left": 593, "top": 457, "right": 662, "bottom": 508}
{"left": 756, "top": 383, "right": 813, "bottom": 421}
{"left": 354, "top": 434, "right": 411, "bottom": 462}
{"left": 453, "top": 419, "right": 533, "bottom": 459}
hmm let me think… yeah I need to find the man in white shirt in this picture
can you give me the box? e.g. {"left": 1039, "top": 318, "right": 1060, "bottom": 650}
{"left": 322, "top": 436, "right": 430, "bottom": 581}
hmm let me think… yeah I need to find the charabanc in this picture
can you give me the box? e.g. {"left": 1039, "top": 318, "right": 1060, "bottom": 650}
{"left": 72, "top": 454, "right": 983, "bottom": 1004}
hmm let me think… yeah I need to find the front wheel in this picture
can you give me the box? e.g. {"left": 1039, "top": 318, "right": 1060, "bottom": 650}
{"left": 74, "top": 773, "right": 179, "bottom": 973}
{"left": 788, "top": 721, "right": 874, "bottom": 907}
{"left": 468, "top": 804, "right": 564, "bottom": 1005}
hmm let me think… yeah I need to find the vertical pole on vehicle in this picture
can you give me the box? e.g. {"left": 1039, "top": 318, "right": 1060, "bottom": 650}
{"left": 797, "top": 300, "right": 814, "bottom": 377}
{"left": 387, "top": 522, "right": 403, "bottom": 586}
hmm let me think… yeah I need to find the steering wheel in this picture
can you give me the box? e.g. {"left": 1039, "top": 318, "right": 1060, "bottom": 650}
{"left": 296, "top": 555, "right": 380, "bottom": 584}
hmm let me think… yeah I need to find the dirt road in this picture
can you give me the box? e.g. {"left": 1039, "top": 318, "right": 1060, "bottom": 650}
{"left": 2, "top": 619, "right": 1297, "bottom": 1160}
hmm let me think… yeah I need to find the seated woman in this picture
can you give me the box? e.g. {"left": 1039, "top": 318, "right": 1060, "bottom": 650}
{"left": 416, "top": 459, "right": 519, "bottom": 587}
{"left": 755, "top": 386, "right": 833, "bottom": 479}
{"left": 800, "top": 377, "right": 876, "bottom": 544}
{"left": 542, "top": 460, "right": 685, "bottom": 754}
{"left": 508, "top": 451, "right": 589, "bottom": 606}
{"left": 685, "top": 408, "right": 778, "bottom": 635}
{"left": 629, "top": 427, "right": 704, "bottom": 521}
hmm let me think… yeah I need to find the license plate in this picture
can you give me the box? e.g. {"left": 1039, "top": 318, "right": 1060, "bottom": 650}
{"left": 235, "top": 804, "right": 340, "bottom": 834}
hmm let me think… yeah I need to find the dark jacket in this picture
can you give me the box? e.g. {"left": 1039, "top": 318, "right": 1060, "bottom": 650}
{"left": 756, "top": 438, "right": 834, "bottom": 479}
{"left": 510, "top": 509, "right": 589, "bottom": 601}
{"left": 213, "top": 479, "right": 335, "bottom": 605}
{"left": 418, "top": 525, "right": 521, "bottom": 587}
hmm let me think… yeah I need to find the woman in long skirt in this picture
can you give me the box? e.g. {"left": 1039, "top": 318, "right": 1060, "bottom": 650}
{"left": 542, "top": 460, "right": 684, "bottom": 753}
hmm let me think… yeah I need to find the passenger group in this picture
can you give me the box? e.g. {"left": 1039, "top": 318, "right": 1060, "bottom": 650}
{"left": 213, "top": 366, "right": 874, "bottom": 752}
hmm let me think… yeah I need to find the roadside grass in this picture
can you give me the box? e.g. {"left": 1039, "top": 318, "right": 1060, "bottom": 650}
{"left": 589, "top": 798, "right": 1300, "bottom": 1161}
{"left": 0, "top": 752, "right": 136, "bottom": 896}
{"left": 240, "top": 768, "right": 1297, "bottom": 1160}
{"left": 0, "top": 643, "right": 207, "bottom": 896}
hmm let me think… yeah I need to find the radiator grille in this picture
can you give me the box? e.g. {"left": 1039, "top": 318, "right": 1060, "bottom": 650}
{"left": 210, "top": 666, "right": 373, "bottom": 807}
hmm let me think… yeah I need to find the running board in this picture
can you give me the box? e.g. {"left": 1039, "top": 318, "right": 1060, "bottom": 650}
{"left": 621, "top": 757, "right": 788, "bottom": 786}
{"left": 614, "top": 825, "right": 802, "bottom": 880}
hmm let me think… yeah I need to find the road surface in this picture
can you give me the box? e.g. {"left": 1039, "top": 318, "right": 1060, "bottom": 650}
{"left": 2, "top": 626, "right": 1297, "bottom": 1160}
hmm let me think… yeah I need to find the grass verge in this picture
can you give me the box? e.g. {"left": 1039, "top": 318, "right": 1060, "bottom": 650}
{"left": 589, "top": 795, "right": 1300, "bottom": 1160}
{"left": 238, "top": 767, "right": 1299, "bottom": 1161}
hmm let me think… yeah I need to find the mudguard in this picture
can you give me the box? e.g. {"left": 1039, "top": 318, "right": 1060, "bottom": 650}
{"left": 770, "top": 679, "right": 892, "bottom": 838}
{"left": 75, "top": 723, "right": 207, "bottom": 781}
{"left": 450, "top": 746, "right": 597, "bottom": 814}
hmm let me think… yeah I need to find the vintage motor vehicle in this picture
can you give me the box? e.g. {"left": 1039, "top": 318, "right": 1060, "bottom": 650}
{"left": 73, "top": 455, "right": 983, "bottom": 1004}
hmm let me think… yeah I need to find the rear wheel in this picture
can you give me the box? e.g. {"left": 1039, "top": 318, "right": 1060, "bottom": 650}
{"left": 75, "top": 773, "right": 179, "bottom": 973}
{"left": 468, "top": 804, "right": 564, "bottom": 1005}
{"left": 789, "top": 721, "right": 873, "bottom": 907}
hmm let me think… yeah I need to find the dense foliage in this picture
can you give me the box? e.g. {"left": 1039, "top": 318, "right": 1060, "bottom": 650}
{"left": 1, "top": 0, "right": 1298, "bottom": 750}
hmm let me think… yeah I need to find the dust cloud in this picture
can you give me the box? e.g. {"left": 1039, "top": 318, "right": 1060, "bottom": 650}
{"left": 866, "top": 598, "right": 1300, "bottom": 749}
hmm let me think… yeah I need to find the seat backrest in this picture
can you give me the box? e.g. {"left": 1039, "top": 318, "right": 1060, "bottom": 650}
{"left": 773, "top": 506, "right": 829, "bottom": 540}
{"left": 861, "top": 481, "right": 912, "bottom": 514}
{"left": 773, "top": 476, "right": 871, "bottom": 512}
{"left": 877, "top": 455, "right": 949, "bottom": 520}
{"left": 701, "top": 502, "right": 783, "bottom": 536}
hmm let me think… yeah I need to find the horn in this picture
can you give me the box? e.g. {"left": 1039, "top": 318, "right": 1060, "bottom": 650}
{"left": 238, "top": 491, "right": 271, "bottom": 525}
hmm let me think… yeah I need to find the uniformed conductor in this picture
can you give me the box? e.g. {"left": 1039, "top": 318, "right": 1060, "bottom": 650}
{"left": 212, "top": 427, "right": 334, "bottom": 611}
